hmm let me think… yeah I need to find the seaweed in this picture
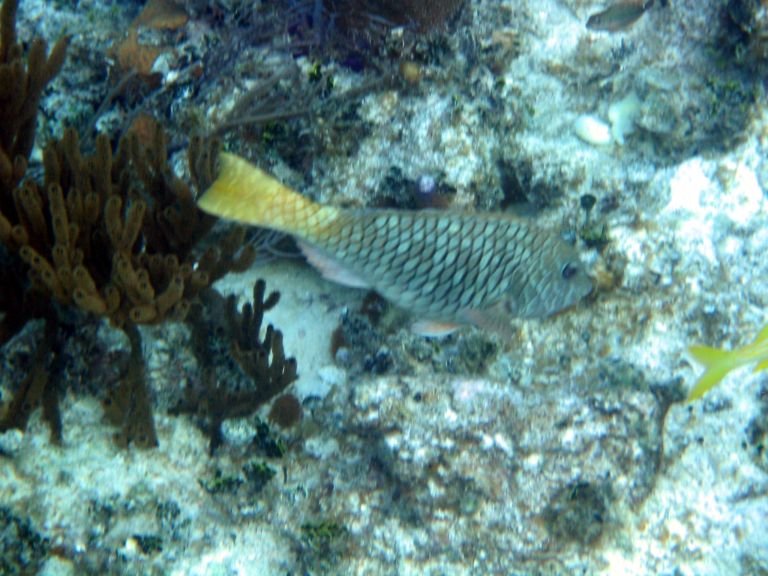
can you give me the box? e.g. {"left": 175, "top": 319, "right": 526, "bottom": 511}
{"left": 0, "top": 0, "right": 69, "bottom": 175}
{"left": 299, "top": 519, "right": 349, "bottom": 573}
{"left": 199, "top": 458, "right": 277, "bottom": 497}
{"left": 542, "top": 480, "right": 611, "bottom": 547}
{"left": 0, "top": 0, "right": 271, "bottom": 447}
{"left": 242, "top": 459, "right": 277, "bottom": 493}
{"left": 198, "top": 0, "right": 468, "bottom": 172}
{"left": 326, "top": 0, "right": 466, "bottom": 40}
{"left": 174, "top": 279, "right": 298, "bottom": 454}
{"left": 102, "top": 322, "right": 158, "bottom": 448}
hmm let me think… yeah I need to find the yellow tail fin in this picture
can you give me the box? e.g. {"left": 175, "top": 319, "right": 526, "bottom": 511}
{"left": 687, "top": 345, "right": 735, "bottom": 401}
{"left": 753, "top": 324, "right": 768, "bottom": 372}
{"left": 197, "top": 153, "right": 339, "bottom": 237}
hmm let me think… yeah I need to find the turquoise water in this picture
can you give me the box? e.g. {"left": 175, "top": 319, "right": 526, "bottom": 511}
{"left": 1, "top": 0, "right": 767, "bottom": 574}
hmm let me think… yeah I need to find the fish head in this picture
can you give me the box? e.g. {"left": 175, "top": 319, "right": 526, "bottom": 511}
{"left": 503, "top": 236, "right": 593, "bottom": 319}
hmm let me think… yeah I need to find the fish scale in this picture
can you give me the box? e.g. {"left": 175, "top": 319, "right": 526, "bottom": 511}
{"left": 198, "top": 153, "right": 593, "bottom": 335}
{"left": 334, "top": 211, "right": 503, "bottom": 313}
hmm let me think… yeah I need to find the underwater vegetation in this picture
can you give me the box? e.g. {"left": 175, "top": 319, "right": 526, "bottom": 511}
{"left": 124, "top": 0, "right": 482, "bottom": 191}
{"left": 542, "top": 480, "right": 610, "bottom": 546}
{"left": 0, "top": 0, "right": 296, "bottom": 450}
{"left": 324, "top": 0, "right": 466, "bottom": 37}
{"left": 174, "top": 279, "right": 298, "bottom": 454}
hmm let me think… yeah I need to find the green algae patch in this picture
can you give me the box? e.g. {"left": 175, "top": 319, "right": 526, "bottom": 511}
{"left": 542, "top": 481, "right": 611, "bottom": 546}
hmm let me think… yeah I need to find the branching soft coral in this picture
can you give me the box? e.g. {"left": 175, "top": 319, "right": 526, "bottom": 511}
{"left": 0, "top": 0, "right": 69, "bottom": 175}
{"left": 176, "top": 279, "right": 298, "bottom": 454}
{"left": 0, "top": 0, "right": 69, "bottom": 345}
{"left": 0, "top": 123, "right": 258, "bottom": 445}
{"left": 2, "top": 126, "right": 253, "bottom": 328}
{"left": 0, "top": 0, "right": 261, "bottom": 446}
{"left": 0, "top": 0, "right": 304, "bottom": 453}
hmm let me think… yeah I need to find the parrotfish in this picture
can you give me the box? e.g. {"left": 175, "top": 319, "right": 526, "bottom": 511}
{"left": 687, "top": 323, "right": 768, "bottom": 401}
{"left": 586, "top": 0, "right": 654, "bottom": 32}
{"left": 198, "top": 153, "right": 593, "bottom": 336}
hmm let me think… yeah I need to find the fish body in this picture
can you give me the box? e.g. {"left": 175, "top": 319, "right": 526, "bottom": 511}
{"left": 687, "top": 323, "right": 768, "bottom": 401}
{"left": 198, "top": 153, "right": 592, "bottom": 335}
{"left": 586, "top": 0, "right": 654, "bottom": 32}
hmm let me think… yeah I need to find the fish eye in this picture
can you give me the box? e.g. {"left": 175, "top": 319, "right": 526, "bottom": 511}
{"left": 561, "top": 262, "right": 578, "bottom": 279}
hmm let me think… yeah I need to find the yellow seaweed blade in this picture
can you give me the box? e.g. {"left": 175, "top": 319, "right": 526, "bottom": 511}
{"left": 198, "top": 153, "right": 337, "bottom": 237}
{"left": 686, "top": 345, "right": 735, "bottom": 402}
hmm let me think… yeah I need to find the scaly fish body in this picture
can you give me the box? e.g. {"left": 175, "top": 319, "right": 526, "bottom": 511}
{"left": 586, "top": 0, "right": 654, "bottom": 32}
{"left": 198, "top": 153, "right": 592, "bottom": 335}
{"left": 687, "top": 323, "right": 768, "bottom": 401}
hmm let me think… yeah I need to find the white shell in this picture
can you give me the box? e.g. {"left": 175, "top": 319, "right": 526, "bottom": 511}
{"left": 573, "top": 114, "right": 612, "bottom": 146}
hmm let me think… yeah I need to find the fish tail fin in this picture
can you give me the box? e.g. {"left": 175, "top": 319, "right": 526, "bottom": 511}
{"left": 752, "top": 324, "right": 768, "bottom": 372}
{"left": 197, "top": 153, "right": 338, "bottom": 237}
{"left": 755, "top": 323, "right": 768, "bottom": 344}
{"left": 686, "top": 345, "right": 736, "bottom": 401}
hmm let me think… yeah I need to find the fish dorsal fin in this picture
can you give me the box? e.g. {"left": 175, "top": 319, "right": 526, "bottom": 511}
{"left": 411, "top": 320, "right": 462, "bottom": 337}
{"left": 297, "top": 240, "right": 369, "bottom": 288}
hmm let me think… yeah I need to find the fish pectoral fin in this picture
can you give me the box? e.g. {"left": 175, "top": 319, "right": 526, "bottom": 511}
{"left": 411, "top": 320, "right": 462, "bottom": 337}
{"left": 460, "top": 306, "right": 514, "bottom": 339}
{"left": 297, "top": 240, "right": 369, "bottom": 289}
